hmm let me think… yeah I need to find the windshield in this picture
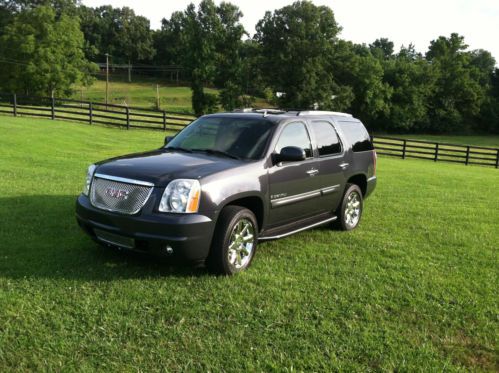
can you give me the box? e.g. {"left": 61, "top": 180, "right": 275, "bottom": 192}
{"left": 166, "top": 117, "right": 275, "bottom": 160}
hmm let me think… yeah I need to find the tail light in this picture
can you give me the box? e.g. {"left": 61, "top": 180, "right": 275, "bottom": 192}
{"left": 373, "top": 150, "right": 377, "bottom": 176}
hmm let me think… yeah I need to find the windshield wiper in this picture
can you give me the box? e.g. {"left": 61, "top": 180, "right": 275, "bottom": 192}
{"left": 191, "top": 148, "right": 240, "bottom": 160}
{"left": 164, "top": 146, "right": 192, "bottom": 153}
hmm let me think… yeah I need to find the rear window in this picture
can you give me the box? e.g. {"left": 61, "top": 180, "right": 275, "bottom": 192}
{"left": 338, "top": 121, "right": 374, "bottom": 152}
{"left": 311, "top": 121, "right": 342, "bottom": 156}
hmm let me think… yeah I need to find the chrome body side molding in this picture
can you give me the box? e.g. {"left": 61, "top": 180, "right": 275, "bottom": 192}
{"left": 271, "top": 184, "right": 341, "bottom": 208}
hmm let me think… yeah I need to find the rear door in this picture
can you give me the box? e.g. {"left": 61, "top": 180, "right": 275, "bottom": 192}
{"left": 267, "top": 121, "right": 322, "bottom": 226}
{"left": 308, "top": 119, "right": 347, "bottom": 213}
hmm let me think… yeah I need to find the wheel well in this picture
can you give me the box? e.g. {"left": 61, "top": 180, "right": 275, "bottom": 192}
{"left": 347, "top": 174, "right": 367, "bottom": 196}
{"left": 225, "top": 196, "right": 264, "bottom": 232}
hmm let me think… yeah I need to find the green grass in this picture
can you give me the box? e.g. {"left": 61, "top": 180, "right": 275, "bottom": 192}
{"left": 74, "top": 78, "right": 217, "bottom": 114}
{"left": 0, "top": 116, "right": 498, "bottom": 371}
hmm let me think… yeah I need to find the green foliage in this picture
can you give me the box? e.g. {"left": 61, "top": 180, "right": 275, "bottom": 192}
{"left": 155, "top": 0, "right": 247, "bottom": 115}
{"left": 1, "top": 1, "right": 498, "bottom": 133}
{"left": 331, "top": 41, "right": 392, "bottom": 122}
{"left": 0, "top": 5, "right": 97, "bottom": 96}
{"left": 369, "top": 38, "right": 395, "bottom": 59}
{"left": 78, "top": 5, "right": 155, "bottom": 64}
{"left": 376, "top": 47, "right": 435, "bottom": 131}
{"left": 255, "top": 1, "right": 340, "bottom": 109}
{"left": 425, "top": 33, "right": 489, "bottom": 132}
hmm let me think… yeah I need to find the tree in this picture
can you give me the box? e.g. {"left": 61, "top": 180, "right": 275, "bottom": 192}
{"left": 425, "top": 33, "right": 486, "bottom": 132}
{"left": 155, "top": 0, "right": 247, "bottom": 115}
{"left": 0, "top": 5, "right": 97, "bottom": 96}
{"left": 78, "top": 5, "right": 155, "bottom": 65}
{"left": 470, "top": 51, "right": 499, "bottom": 133}
{"left": 378, "top": 47, "right": 435, "bottom": 132}
{"left": 369, "top": 38, "right": 394, "bottom": 60}
{"left": 330, "top": 41, "right": 392, "bottom": 127}
{"left": 153, "top": 11, "right": 185, "bottom": 66}
{"left": 255, "top": 1, "right": 341, "bottom": 109}
{"left": 214, "top": 2, "right": 246, "bottom": 110}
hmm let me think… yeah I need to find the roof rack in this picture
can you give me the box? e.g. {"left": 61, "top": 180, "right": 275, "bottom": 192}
{"left": 232, "top": 108, "right": 352, "bottom": 118}
{"left": 232, "top": 108, "right": 254, "bottom": 113}
{"left": 232, "top": 108, "right": 286, "bottom": 117}
{"left": 297, "top": 110, "right": 352, "bottom": 117}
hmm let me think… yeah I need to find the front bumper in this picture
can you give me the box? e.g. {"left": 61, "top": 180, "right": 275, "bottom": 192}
{"left": 76, "top": 194, "right": 215, "bottom": 261}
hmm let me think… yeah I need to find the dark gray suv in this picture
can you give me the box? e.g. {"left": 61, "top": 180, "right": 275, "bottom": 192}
{"left": 76, "top": 110, "right": 377, "bottom": 274}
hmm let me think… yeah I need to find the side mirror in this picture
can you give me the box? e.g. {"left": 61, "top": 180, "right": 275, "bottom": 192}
{"left": 273, "top": 146, "right": 306, "bottom": 164}
{"left": 164, "top": 136, "right": 174, "bottom": 145}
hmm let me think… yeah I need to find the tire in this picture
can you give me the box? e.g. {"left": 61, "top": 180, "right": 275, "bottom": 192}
{"left": 208, "top": 206, "right": 258, "bottom": 275}
{"left": 335, "top": 183, "right": 363, "bottom": 231}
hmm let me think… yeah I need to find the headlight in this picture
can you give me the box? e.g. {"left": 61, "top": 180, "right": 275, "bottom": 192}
{"left": 83, "top": 164, "right": 96, "bottom": 196}
{"left": 159, "top": 179, "right": 201, "bottom": 213}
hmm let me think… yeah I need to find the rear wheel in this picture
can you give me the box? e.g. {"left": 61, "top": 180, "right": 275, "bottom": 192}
{"left": 208, "top": 206, "right": 258, "bottom": 275}
{"left": 335, "top": 183, "right": 363, "bottom": 231}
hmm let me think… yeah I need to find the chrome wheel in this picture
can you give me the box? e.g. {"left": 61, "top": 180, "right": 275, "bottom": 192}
{"left": 345, "top": 191, "right": 361, "bottom": 227}
{"left": 227, "top": 218, "right": 255, "bottom": 269}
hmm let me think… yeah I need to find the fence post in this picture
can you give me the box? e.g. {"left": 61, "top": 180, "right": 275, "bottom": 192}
{"left": 13, "top": 93, "right": 17, "bottom": 117}
{"left": 89, "top": 102, "right": 93, "bottom": 125}
{"left": 434, "top": 143, "right": 439, "bottom": 162}
{"left": 496, "top": 150, "right": 499, "bottom": 169}
{"left": 51, "top": 96, "right": 55, "bottom": 120}
{"left": 163, "top": 110, "right": 167, "bottom": 131}
{"left": 402, "top": 140, "right": 407, "bottom": 159}
{"left": 126, "top": 107, "right": 130, "bottom": 130}
{"left": 465, "top": 146, "right": 470, "bottom": 165}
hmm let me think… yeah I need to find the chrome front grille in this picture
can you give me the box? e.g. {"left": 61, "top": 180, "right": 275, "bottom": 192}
{"left": 90, "top": 174, "right": 154, "bottom": 215}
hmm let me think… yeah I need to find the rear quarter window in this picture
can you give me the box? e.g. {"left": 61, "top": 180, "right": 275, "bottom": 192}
{"left": 337, "top": 120, "right": 374, "bottom": 152}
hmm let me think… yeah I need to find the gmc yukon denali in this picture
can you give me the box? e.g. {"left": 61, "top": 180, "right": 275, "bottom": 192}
{"left": 76, "top": 110, "right": 377, "bottom": 274}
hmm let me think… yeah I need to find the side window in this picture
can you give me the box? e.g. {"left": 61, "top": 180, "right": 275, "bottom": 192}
{"left": 275, "top": 122, "right": 312, "bottom": 158}
{"left": 311, "top": 121, "right": 342, "bottom": 156}
{"left": 338, "top": 121, "right": 374, "bottom": 152}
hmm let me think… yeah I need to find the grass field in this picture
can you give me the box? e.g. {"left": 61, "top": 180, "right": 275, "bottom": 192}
{"left": 0, "top": 117, "right": 498, "bottom": 371}
{"left": 73, "top": 78, "right": 218, "bottom": 113}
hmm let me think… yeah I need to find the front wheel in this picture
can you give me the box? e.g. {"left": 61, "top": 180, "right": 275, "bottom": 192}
{"left": 208, "top": 206, "right": 258, "bottom": 275}
{"left": 336, "top": 183, "right": 363, "bottom": 231}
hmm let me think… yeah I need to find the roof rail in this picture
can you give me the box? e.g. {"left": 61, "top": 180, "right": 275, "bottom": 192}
{"left": 232, "top": 108, "right": 287, "bottom": 117}
{"left": 232, "top": 108, "right": 254, "bottom": 113}
{"left": 297, "top": 110, "right": 353, "bottom": 117}
{"left": 253, "top": 108, "right": 286, "bottom": 117}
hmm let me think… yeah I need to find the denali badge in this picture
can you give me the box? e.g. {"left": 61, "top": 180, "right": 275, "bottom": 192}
{"left": 105, "top": 187, "right": 129, "bottom": 200}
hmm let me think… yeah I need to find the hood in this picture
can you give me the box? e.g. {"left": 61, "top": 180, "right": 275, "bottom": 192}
{"left": 95, "top": 149, "right": 243, "bottom": 186}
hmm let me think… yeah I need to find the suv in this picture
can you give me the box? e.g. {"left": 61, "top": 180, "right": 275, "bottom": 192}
{"left": 76, "top": 110, "right": 376, "bottom": 274}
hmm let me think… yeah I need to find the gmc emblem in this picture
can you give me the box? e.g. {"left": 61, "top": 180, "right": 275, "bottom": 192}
{"left": 105, "top": 187, "right": 129, "bottom": 200}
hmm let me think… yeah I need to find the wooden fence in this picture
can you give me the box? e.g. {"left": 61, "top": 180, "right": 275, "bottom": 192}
{"left": 0, "top": 93, "right": 497, "bottom": 168}
{"left": 373, "top": 136, "right": 499, "bottom": 168}
{"left": 0, "top": 93, "right": 196, "bottom": 131}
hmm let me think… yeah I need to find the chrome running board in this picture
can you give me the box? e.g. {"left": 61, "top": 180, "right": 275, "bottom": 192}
{"left": 259, "top": 216, "right": 337, "bottom": 241}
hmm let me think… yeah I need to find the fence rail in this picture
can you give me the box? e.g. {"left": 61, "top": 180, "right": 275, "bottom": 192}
{"left": 0, "top": 93, "right": 196, "bottom": 131}
{"left": 372, "top": 136, "right": 499, "bottom": 168}
{"left": 1, "top": 93, "right": 497, "bottom": 168}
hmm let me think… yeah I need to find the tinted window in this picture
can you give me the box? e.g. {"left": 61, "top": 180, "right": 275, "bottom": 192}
{"left": 311, "top": 121, "right": 342, "bottom": 156}
{"left": 275, "top": 122, "right": 312, "bottom": 158}
{"left": 167, "top": 117, "right": 274, "bottom": 160}
{"left": 338, "top": 121, "right": 374, "bottom": 152}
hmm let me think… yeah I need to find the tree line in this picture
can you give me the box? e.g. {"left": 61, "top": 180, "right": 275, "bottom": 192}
{"left": 0, "top": 0, "right": 498, "bottom": 133}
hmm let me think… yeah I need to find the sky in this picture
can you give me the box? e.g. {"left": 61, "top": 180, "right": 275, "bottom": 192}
{"left": 82, "top": 0, "right": 499, "bottom": 62}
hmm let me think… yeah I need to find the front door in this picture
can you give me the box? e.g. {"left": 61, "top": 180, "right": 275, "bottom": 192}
{"left": 267, "top": 121, "right": 322, "bottom": 227}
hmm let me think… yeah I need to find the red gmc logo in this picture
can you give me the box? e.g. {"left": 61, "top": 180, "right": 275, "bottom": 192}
{"left": 105, "top": 187, "right": 129, "bottom": 200}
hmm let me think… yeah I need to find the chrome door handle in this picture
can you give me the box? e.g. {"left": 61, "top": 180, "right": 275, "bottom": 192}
{"left": 339, "top": 162, "right": 350, "bottom": 169}
{"left": 306, "top": 168, "right": 319, "bottom": 176}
